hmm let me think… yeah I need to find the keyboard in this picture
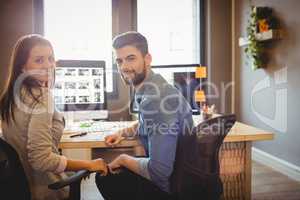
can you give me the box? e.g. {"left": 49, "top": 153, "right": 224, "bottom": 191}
{"left": 64, "top": 121, "right": 136, "bottom": 133}
{"left": 62, "top": 121, "right": 137, "bottom": 142}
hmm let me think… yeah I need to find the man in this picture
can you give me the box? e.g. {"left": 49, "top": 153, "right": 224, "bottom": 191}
{"left": 95, "top": 31, "right": 194, "bottom": 200}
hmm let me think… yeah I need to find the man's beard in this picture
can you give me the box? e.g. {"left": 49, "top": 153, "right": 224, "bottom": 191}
{"left": 121, "top": 63, "right": 147, "bottom": 86}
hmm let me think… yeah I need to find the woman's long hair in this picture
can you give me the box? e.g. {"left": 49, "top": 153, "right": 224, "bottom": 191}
{"left": 0, "top": 34, "right": 54, "bottom": 124}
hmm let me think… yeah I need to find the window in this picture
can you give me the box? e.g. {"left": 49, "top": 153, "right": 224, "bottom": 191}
{"left": 137, "top": 0, "right": 200, "bottom": 65}
{"left": 43, "top": 0, "right": 114, "bottom": 92}
{"left": 137, "top": 0, "right": 205, "bottom": 108}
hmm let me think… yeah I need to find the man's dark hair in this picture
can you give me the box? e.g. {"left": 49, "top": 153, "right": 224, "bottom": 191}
{"left": 112, "top": 31, "right": 148, "bottom": 56}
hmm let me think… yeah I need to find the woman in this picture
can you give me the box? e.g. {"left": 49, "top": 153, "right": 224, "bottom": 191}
{"left": 0, "top": 34, "right": 108, "bottom": 200}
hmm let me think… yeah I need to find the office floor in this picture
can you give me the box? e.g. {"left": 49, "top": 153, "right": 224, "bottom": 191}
{"left": 252, "top": 161, "right": 300, "bottom": 200}
{"left": 80, "top": 161, "right": 300, "bottom": 200}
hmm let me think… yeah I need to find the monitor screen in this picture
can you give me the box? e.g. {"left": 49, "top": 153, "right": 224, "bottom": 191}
{"left": 173, "top": 71, "right": 200, "bottom": 113}
{"left": 54, "top": 60, "right": 106, "bottom": 112}
{"left": 130, "top": 64, "right": 202, "bottom": 114}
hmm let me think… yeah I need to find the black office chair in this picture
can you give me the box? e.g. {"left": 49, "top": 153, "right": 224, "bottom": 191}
{"left": 0, "top": 137, "right": 91, "bottom": 200}
{"left": 170, "top": 114, "right": 236, "bottom": 200}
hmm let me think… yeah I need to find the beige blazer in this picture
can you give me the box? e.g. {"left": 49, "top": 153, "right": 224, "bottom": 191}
{"left": 2, "top": 87, "right": 68, "bottom": 200}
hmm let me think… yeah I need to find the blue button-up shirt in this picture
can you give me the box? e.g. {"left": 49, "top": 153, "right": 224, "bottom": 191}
{"left": 134, "top": 70, "right": 194, "bottom": 193}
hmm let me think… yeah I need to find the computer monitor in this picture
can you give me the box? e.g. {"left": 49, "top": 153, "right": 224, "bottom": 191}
{"left": 130, "top": 64, "right": 203, "bottom": 114}
{"left": 54, "top": 60, "right": 107, "bottom": 121}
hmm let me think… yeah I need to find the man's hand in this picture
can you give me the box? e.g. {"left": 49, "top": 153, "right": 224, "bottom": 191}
{"left": 108, "top": 154, "right": 140, "bottom": 175}
{"left": 104, "top": 132, "right": 124, "bottom": 146}
{"left": 105, "top": 122, "right": 138, "bottom": 146}
{"left": 108, "top": 154, "right": 126, "bottom": 174}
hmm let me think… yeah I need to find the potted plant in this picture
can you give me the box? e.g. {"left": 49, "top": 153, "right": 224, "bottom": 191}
{"left": 245, "top": 6, "right": 279, "bottom": 70}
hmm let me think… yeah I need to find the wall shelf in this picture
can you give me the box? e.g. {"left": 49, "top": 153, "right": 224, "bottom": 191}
{"left": 239, "top": 29, "right": 283, "bottom": 47}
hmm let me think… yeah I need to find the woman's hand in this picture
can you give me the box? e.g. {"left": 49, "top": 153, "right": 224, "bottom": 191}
{"left": 88, "top": 158, "right": 108, "bottom": 176}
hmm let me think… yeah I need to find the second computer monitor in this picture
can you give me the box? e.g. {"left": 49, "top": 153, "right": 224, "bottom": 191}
{"left": 130, "top": 64, "right": 202, "bottom": 114}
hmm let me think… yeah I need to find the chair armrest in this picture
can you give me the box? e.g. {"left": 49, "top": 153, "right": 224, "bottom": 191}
{"left": 48, "top": 169, "right": 91, "bottom": 190}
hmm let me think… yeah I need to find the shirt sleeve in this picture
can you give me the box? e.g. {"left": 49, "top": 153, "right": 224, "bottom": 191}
{"left": 136, "top": 157, "right": 151, "bottom": 180}
{"left": 27, "top": 88, "right": 65, "bottom": 172}
{"left": 54, "top": 155, "right": 67, "bottom": 174}
{"left": 138, "top": 98, "right": 180, "bottom": 191}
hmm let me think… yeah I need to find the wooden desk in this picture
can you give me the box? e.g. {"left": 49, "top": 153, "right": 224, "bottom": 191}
{"left": 220, "top": 122, "right": 274, "bottom": 200}
{"left": 60, "top": 119, "right": 274, "bottom": 200}
{"left": 60, "top": 121, "right": 141, "bottom": 151}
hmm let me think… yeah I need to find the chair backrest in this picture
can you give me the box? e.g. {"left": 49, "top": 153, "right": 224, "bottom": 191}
{"left": 0, "top": 137, "right": 31, "bottom": 200}
{"left": 170, "top": 114, "right": 236, "bottom": 200}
